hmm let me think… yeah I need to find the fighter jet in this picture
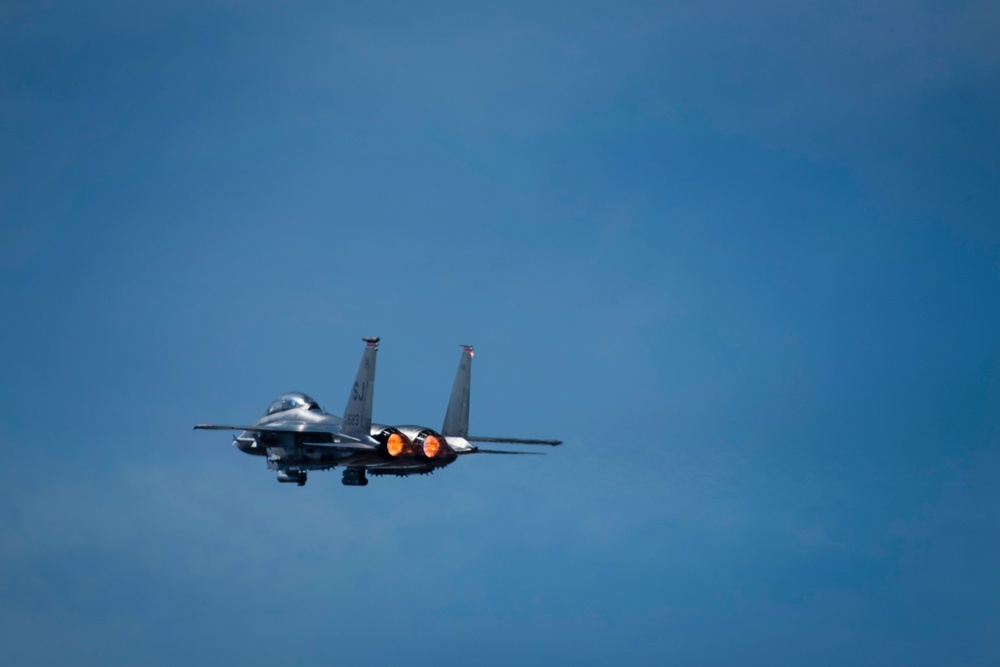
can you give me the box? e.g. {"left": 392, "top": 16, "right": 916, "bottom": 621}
{"left": 194, "top": 337, "right": 561, "bottom": 486}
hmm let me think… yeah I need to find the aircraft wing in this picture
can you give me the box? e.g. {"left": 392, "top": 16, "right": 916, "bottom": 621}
{"left": 465, "top": 448, "right": 545, "bottom": 455}
{"left": 467, "top": 436, "right": 562, "bottom": 446}
{"left": 195, "top": 424, "right": 284, "bottom": 432}
{"left": 193, "top": 424, "right": 370, "bottom": 446}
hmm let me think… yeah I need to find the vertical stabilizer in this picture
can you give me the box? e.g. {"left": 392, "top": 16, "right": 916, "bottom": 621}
{"left": 342, "top": 337, "right": 379, "bottom": 438}
{"left": 442, "top": 344, "right": 473, "bottom": 437}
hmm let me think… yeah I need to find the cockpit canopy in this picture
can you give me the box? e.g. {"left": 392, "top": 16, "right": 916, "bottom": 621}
{"left": 266, "top": 392, "right": 320, "bottom": 415}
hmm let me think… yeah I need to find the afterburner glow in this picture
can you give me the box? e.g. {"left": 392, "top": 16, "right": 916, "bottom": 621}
{"left": 387, "top": 432, "right": 404, "bottom": 457}
{"left": 422, "top": 435, "right": 441, "bottom": 458}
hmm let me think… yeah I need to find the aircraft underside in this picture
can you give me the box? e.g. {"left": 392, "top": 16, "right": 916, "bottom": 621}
{"left": 261, "top": 441, "right": 453, "bottom": 486}
{"left": 269, "top": 458, "right": 448, "bottom": 486}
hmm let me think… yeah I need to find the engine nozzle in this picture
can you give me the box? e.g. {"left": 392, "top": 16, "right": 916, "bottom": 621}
{"left": 373, "top": 427, "right": 412, "bottom": 459}
{"left": 422, "top": 434, "right": 442, "bottom": 458}
{"left": 387, "top": 432, "right": 406, "bottom": 457}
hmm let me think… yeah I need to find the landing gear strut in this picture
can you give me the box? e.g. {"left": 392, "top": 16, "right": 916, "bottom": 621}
{"left": 277, "top": 471, "right": 307, "bottom": 486}
{"left": 342, "top": 468, "right": 368, "bottom": 486}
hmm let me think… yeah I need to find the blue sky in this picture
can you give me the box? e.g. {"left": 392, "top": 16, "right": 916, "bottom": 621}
{"left": 2, "top": 1, "right": 999, "bottom": 664}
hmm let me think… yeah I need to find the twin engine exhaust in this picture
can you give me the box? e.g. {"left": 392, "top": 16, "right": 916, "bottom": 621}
{"left": 373, "top": 426, "right": 455, "bottom": 461}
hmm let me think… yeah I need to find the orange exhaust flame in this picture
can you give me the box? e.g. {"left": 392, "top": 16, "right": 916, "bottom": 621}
{"left": 422, "top": 435, "right": 441, "bottom": 458}
{"left": 387, "top": 433, "right": 405, "bottom": 457}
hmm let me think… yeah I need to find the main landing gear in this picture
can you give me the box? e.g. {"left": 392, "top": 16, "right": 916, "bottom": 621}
{"left": 277, "top": 471, "right": 307, "bottom": 486}
{"left": 342, "top": 468, "right": 368, "bottom": 486}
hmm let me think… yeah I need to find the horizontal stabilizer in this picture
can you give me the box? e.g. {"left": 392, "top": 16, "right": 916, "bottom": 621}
{"left": 467, "top": 436, "right": 562, "bottom": 446}
{"left": 470, "top": 448, "right": 545, "bottom": 455}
